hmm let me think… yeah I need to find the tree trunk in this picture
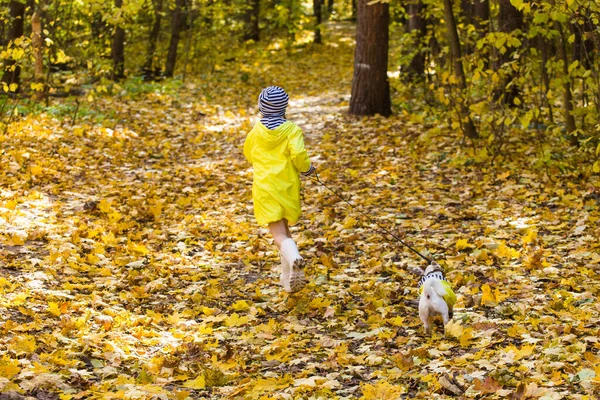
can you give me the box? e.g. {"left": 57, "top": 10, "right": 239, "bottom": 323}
{"left": 540, "top": 36, "right": 553, "bottom": 123}
{"left": 442, "top": 0, "right": 478, "bottom": 138}
{"left": 461, "top": 0, "right": 473, "bottom": 26}
{"left": 111, "top": 0, "right": 126, "bottom": 81}
{"left": 554, "top": 20, "right": 577, "bottom": 142}
{"left": 314, "top": 0, "right": 322, "bottom": 44}
{"left": 327, "top": 0, "right": 334, "bottom": 16}
{"left": 406, "top": 0, "right": 426, "bottom": 78}
{"left": 165, "top": 0, "right": 186, "bottom": 78}
{"left": 2, "top": 1, "right": 26, "bottom": 88}
{"left": 473, "top": 0, "right": 489, "bottom": 34}
{"left": 32, "top": 10, "right": 44, "bottom": 100}
{"left": 349, "top": 0, "right": 391, "bottom": 117}
{"left": 493, "top": 0, "right": 522, "bottom": 104}
{"left": 143, "top": 0, "right": 163, "bottom": 77}
{"left": 243, "top": 0, "right": 260, "bottom": 41}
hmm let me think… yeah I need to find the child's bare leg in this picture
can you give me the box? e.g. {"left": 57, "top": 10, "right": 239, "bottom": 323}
{"left": 268, "top": 219, "right": 291, "bottom": 249}
{"left": 268, "top": 219, "right": 306, "bottom": 292}
{"left": 269, "top": 219, "right": 292, "bottom": 292}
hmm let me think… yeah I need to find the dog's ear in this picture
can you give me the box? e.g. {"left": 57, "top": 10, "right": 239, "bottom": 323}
{"left": 429, "top": 261, "right": 443, "bottom": 273}
{"left": 408, "top": 265, "right": 426, "bottom": 276}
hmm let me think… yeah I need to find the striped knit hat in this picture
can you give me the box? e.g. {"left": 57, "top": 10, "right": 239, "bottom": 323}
{"left": 258, "top": 86, "right": 289, "bottom": 117}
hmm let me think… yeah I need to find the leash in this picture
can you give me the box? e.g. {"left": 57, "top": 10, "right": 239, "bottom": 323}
{"left": 310, "top": 171, "right": 432, "bottom": 264}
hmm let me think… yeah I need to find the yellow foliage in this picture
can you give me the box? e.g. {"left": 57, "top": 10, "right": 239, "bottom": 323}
{"left": 361, "top": 380, "right": 406, "bottom": 399}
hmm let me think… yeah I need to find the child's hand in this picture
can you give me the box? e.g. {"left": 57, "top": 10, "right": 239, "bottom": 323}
{"left": 301, "top": 165, "right": 316, "bottom": 177}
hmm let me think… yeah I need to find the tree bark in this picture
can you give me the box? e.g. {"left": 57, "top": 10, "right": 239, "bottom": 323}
{"left": 111, "top": 0, "right": 126, "bottom": 81}
{"left": 327, "top": 0, "right": 334, "bottom": 16}
{"left": 473, "top": 0, "right": 489, "bottom": 33}
{"left": 554, "top": 20, "right": 577, "bottom": 141}
{"left": 2, "top": 1, "right": 26, "bottom": 88}
{"left": 243, "top": 0, "right": 260, "bottom": 41}
{"left": 442, "top": 0, "right": 478, "bottom": 138}
{"left": 406, "top": 0, "right": 426, "bottom": 78}
{"left": 314, "top": 0, "right": 322, "bottom": 44}
{"left": 493, "top": 0, "right": 522, "bottom": 104}
{"left": 32, "top": 10, "right": 44, "bottom": 100}
{"left": 143, "top": 0, "right": 163, "bottom": 77}
{"left": 349, "top": 0, "right": 390, "bottom": 117}
{"left": 165, "top": 0, "right": 186, "bottom": 77}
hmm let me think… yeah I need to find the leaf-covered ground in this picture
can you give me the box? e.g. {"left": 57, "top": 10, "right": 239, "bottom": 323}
{"left": 1, "top": 23, "right": 599, "bottom": 399}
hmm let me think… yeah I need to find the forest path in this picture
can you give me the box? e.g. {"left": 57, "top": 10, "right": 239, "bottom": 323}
{"left": 1, "top": 21, "right": 599, "bottom": 399}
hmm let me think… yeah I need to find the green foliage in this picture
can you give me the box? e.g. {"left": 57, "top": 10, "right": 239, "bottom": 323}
{"left": 392, "top": 0, "right": 600, "bottom": 175}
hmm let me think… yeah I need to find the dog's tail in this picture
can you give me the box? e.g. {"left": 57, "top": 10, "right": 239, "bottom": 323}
{"left": 429, "top": 279, "right": 457, "bottom": 310}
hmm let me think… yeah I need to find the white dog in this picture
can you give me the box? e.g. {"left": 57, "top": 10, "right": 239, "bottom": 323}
{"left": 418, "top": 261, "right": 456, "bottom": 334}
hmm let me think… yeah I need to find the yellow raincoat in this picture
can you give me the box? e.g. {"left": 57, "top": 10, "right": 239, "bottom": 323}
{"left": 243, "top": 121, "right": 311, "bottom": 226}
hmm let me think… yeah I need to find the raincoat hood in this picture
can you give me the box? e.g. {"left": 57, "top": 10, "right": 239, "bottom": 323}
{"left": 254, "top": 121, "right": 295, "bottom": 149}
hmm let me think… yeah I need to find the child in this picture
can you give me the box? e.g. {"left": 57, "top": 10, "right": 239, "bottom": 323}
{"left": 243, "top": 86, "right": 316, "bottom": 293}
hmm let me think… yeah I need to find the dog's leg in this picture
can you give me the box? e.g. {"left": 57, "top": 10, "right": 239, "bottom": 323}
{"left": 419, "top": 298, "right": 431, "bottom": 334}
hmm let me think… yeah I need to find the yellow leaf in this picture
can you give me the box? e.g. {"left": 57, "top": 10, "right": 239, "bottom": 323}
{"left": 98, "top": 199, "right": 113, "bottom": 213}
{"left": 445, "top": 319, "right": 464, "bottom": 338}
{"left": 12, "top": 335, "right": 36, "bottom": 355}
{"left": 148, "top": 201, "right": 162, "bottom": 221}
{"left": 30, "top": 82, "right": 44, "bottom": 91}
{"left": 129, "top": 242, "right": 150, "bottom": 255}
{"left": 30, "top": 164, "right": 43, "bottom": 176}
{"left": 507, "top": 324, "right": 526, "bottom": 338}
{"left": 174, "top": 391, "right": 191, "bottom": 400}
{"left": 182, "top": 374, "right": 206, "bottom": 389}
{"left": 593, "top": 161, "right": 599, "bottom": 173}
{"left": 48, "top": 301, "right": 61, "bottom": 317}
{"left": 202, "top": 307, "right": 217, "bottom": 316}
{"left": 224, "top": 313, "right": 248, "bottom": 327}
{"left": 231, "top": 300, "right": 250, "bottom": 312}
{"left": 343, "top": 216, "right": 356, "bottom": 229}
{"left": 10, "top": 233, "right": 26, "bottom": 246}
{"left": 515, "top": 345, "right": 534, "bottom": 360}
{"left": 459, "top": 327, "right": 474, "bottom": 347}
{"left": 455, "top": 239, "right": 471, "bottom": 251}
{"left": 481, "top": 284, "right": 496, "bottom": 305}
{"left": 494, "top": 287, "right": 509, "bottom": 303}
{"left": 101, "top": 232, "right": 117, "bottom": 246}
{"left": 361, "top": 380, "right": 406, "bottom": 399}
{"left": 497, "top": 171, "right": 511, "bottom": 180}
{"left": 0, "top": 355, "right": 20, "bottom": 378}
{"left": 388, "top": 316, "right": 404, "bottom": 326}
{"left": 309, "top": 297, "right": 332, "bottom": 309}
{"left": 522, "top": 229, "right": 537, "bottom": 244}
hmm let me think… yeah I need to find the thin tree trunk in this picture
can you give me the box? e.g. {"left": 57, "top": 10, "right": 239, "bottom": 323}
{"left": 473, "top": 0, "right": 489, "bottom": 34}
{"left": 554, "top": 20, "right": 577, "bottom": 142}
{"left": 243, "top": 0, "right": 260, "bottom": 41}
{"left": 2, "top": 1, "right": 26, "bottom": 88}
{"left": 111, "top": 0, "right": 126, "bottom": 81}
{"left": 165, "top": 0, "right": 186, "bottom": 77}
{"left": 143, "top": 0, "right": 163, "bottom": 77}
{"left": 32, "top": 10, "right": 44, "bottom": 100}
{"left": 327, "top": 0, "right": 334, "bottom": 16}
{"left": 493, "top": 0, "right": 522, "bottom": 104}
{"left": 314, "top": 0, "right": 322, "bottom": 44}
{"left": 406, "top": 0, "right": 426, "bottom": 78}
{"left": 540, "top": 36, "right": 553, "bottom": 123}
{"left": 349, "top": 0, "right": 391, "bottom": 117}
{"left": 442, "top": 0, "right": 478, "bottom": 138}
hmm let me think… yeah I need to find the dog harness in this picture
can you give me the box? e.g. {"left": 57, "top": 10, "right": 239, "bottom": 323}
{"left": 418, "top": 270, "right": 457, "bottom": 307}
{"left": 418, "top": 270, "right": 446, "bottom": 290}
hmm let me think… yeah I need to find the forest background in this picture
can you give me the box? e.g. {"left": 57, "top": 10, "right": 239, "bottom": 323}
{"left": 0, "top": 0, "right": 599, "bottom": 399}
